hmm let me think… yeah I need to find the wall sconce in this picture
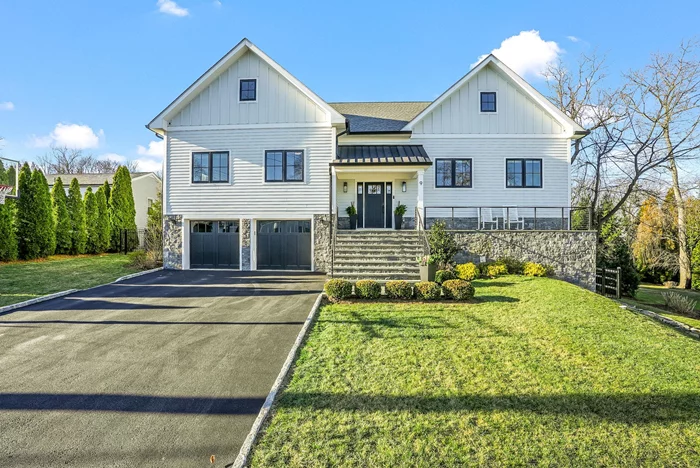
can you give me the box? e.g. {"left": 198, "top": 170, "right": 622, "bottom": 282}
{"left": 402, "top": 181, "right": 407, "bottom": 192}
{"left": 343, "top": 181, "right": 348, "bottom": 193}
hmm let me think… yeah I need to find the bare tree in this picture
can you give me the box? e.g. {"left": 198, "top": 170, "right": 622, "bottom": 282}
{"left": 38, "top": 146, "right": 139, "bottom": 174}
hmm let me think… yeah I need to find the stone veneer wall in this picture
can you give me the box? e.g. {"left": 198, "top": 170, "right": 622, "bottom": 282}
{"left": 163, "top": 215, "right": 183, "bottom": 270}
{"left": 452, "top": 230, "right": 597, "bottom": 290}
{"left": 313, "top": 214, "right": 332, "bottom": 273}
{"left": 240, "top": 218, "right": 251, "bottom": 270}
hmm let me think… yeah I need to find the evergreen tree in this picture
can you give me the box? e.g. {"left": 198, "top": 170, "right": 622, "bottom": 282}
{"left": 67, "top": 178, "right": 87, "bottom": 254}
{"left": 31, "top": 169, "right": 56, "bottom": 257}
{"left": 16, "top": 163, "right": 39, "bottom": 260}
{"left": 95, "top": 185, "right": 110, "bottom": 253}
{"left": 109, "top": 167, "right": 138, "bottom": 251}
{"left": 51, "top": 177, "right": 71, "bottom": 254}
{"left": 102, "top": 180, "right": 111, "bottom": 205}
{"left": 84, "top": 187, "right": 100, "bottom": 254}
{"left": 596, "top": 197, "right": 640, "bottom": 296}
{"left": 0, "top": 160, "right": 6, "bottom": 185}
{"left": 6, "top": 166, "right": 16, "bottom": 194}
{"left": 0, "top": 199, "right": 17, "bottom": 261}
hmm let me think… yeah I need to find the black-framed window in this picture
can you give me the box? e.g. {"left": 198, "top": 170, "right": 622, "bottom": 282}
{"left": 192, "top": 151, "right": 229, "bottom": 183}
{"left": 480, "top": 92, "right": 497, "bottom": 112}
{"left": 435, "top": 158, "right": 472, "bottom": 188}
{"left": 239, "top": 79, "right": 257, "bottom": 101}
{"left": 265, "top": 150, "right": 304, "bottom": 182}
{"left": 506, "top": 158, "right": 542, "bottom": 188}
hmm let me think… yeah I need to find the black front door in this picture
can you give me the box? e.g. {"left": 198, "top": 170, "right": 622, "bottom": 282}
{"left": 364, "top": 182, "right": 384, "bottom": 228}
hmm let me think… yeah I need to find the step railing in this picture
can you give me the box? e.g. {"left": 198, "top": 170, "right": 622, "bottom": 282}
{"left": 331, "top": 205, "right": 338, "bottom": 278}
{"left": 415, "top": 207, "right": 431, "bottom": 262}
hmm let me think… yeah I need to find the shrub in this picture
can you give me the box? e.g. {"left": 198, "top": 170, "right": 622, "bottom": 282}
{"left": 456, "top": 262, "right": 478, "bottom": 281}
{"left": 442, "top": 279, "right": 475, "bottom": 301}
{"left": 67, "top": 178, "right": 87, "bottom": 255}
{"left": 324, "top": 279, "right": 353, "bottom": 301}
{"left": 51, "top": 177, "right": 71, "bottom": 255}
{"left": 127, "top": 249, "right": 160, "bottom": 270}
{"left": 428, "top": 221, "right": 458, "bottom": 268}
{"left": 498, "top": 257, "right": 525, "bottom": 275}
{"left": 414, "top": 281, "right": 441, "bottom": 300}
{"left": 435, "top": 269, "right": 457, "bottom": 284}
{"left": 662, "top": 291, "right": 699, "bottom": 318}
{"left": 355, "top": 280, "right": 381, "bottom": 299}
{"left": 486, "top": 262, "right": 508, "bottom": 277}
{"left": 477, "top": 262, "right": 493, "bottom": 278}
{"left": 109, "top": 166, "right": 138, "bottom": 251}
{"left": 523, "top": 262, "right": 550, "bottom": 277}
{"left": 385, "top": 280, "right": 413, "bottom": 300}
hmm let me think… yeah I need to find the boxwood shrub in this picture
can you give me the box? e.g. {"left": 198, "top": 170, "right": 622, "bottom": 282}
{"left": 498, "top": 256, "right": 525, "bottom": 275}
{"left": 415, "top": 281, "right": 441, "bottom": 300}
{"left": 455, "top": 262, "right": 478, "bottom": 281}
{"left": 435, "top": 269, "right": 457, "bottom": 284}
{"left": 355, "top": 280, "right": 381, "bottom": 299}
{"left": 442, "top": 279, "right": 475, "bottom": 301}
{"left": 385, "top": 280, "right": 413, "bottom": 300}
{"left": 486, "top": 262, "right": 508, "bottom": 277}
{"left": 324, "top": 279, "right": 352, "bottom": 301}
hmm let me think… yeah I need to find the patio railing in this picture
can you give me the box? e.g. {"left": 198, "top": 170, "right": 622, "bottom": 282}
{"left": 421, "top": 206, "right": 593, "bottom": 231}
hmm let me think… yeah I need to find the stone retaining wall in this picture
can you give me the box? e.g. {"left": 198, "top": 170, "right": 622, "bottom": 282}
{"left": 452, "top": 230, "right": 597, "bottom": 290}
{"left": 163, "top": 215, "right": 183, "bottom": 269}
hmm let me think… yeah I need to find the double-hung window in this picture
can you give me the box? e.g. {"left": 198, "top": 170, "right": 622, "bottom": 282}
{"left": 265, "top": 150, "right": 304, "bottom": 182}
{"left": 480, "top": 92, "right": 497, "bottom": 112}
{"left": 192, "top": 151, "right": 229, "bottom": 183}
{"left": 506, "top": 158, "right": 542, "bottom": 188}
{"left": 435, "top": 159, "right": 472, "bottom": 188}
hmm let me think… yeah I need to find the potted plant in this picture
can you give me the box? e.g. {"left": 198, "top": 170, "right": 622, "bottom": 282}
{"left": 418, "top": 255, "right": 437, "bottom": 281}
{"left": 394, "top": 202, "right": 407, "bottom": 230}
{"left": 346, "top": 202, "right": 358, "bottom": 230}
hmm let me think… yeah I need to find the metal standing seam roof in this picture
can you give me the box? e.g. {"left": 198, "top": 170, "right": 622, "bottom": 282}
{"left": 333, "top": 145, "right": 432, "bottom": 166}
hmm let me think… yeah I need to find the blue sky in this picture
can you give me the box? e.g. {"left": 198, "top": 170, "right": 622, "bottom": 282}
{"left": 1, "top": 0, "right": 698, "bottom": 172}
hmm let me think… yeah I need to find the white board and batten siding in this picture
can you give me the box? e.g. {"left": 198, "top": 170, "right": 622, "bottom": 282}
{"left": 170, "top": 51, "right": 327, "bottom": 127}
{"left": 166, "top": 127, "right": 334, "bottom": 218}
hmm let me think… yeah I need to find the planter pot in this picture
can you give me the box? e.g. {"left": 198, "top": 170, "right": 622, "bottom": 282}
{"left": 420, "top": 264, "right": 437, "bottom": 282}
{"left": 394, "top": 214, "right": 403, "bottom": 230}
{"left": 348, "top": 214, "right": 358, "bottom": 230}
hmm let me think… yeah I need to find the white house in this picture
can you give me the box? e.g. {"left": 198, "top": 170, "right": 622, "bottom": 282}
{"left": 48, "top": 172, "right": 162, "bottom": 231}
{"left": 148, "top": 38, "right": 587, "bottom": 276}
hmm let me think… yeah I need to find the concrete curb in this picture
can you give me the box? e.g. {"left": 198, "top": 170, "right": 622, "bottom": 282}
{"left": 232, "top": 292, "right": 325, "bottom": 468}
{"left": 114, "top": 267, "right": 163, "bottom": 283}
{"left": 620, "top": 303, "right": 700, "bottom": 339}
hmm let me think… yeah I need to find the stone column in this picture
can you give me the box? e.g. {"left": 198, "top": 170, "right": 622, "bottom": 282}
{"left": 163, "top": 215, "right": 183, "bottom": 270}
{"left": 313, "top": 214, "right": 331, "bottom": 273}
{"left": 240, "top": 218, "right": 252, "bottom": 271}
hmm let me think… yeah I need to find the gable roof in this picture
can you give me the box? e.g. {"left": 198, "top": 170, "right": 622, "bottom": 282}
{"left": 148, "top": 38, "right": 345, "bottom": 132}
{"left": 402, "top": 54, "right": 585, "bottom": 136}
{"left": 329, "top": 102, "right": 430, "bottom": 133}
{"left": 48, "top": 172, "right": 161, "bottom": 186}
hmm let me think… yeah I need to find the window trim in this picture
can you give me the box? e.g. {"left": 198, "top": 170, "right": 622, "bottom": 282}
{"left": 191, "top": 151, "right": 230, "bottom": 184}
{"left": 505, "top": 158, "right": 543, "bottom": 188}
{"left": 479, "top": 91, "right": 497, "bottom": 114}
{"left": 238, "top": 78, "right": 257, "bottom": 103}
{"left": 434, "top": 158, "right": 473, "bottom": 188}
{"left": 264, "top": 150, "right": 305, "bottom": 183}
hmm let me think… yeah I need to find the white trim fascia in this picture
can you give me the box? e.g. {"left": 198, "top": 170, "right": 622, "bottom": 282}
{"left": 163, "top": 134, "right": 170, "bottom": 214}
{"left": 148, "top": 38, "right": 345, "bottom": 131}
{"left": 411, "top": 133, "right": 573, "bottom": 139}
{"left": 333, "top": 166, "right": 429, "bottom": 173}
{"left": 168, "top": 122, "right": 331, "bottom": 132}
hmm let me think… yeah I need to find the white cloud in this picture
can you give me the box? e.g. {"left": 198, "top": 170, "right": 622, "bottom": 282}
{"left": 30, "top": 123, "right": 104, "bottom": 149}
{"left": 213, "top": 0, "right": 222, "bottom": 5}
{"left": 472, "top": 30, "right": 562, "bottom": 78}
{"left": 137, "top": 140, "right": 165, "bottom": 157}
{"left": 0, "top": 101, "right": 15, "bottom": 111}
{"left": 135, "top": 140, "right": 165, "bottom": 173}
{"left": 567, "top": 35, "right": 580, "bottom": 43}
{"left": 134, "top": 157, "right": 163, "bottom": 173}
{"left": 98, "top": 153, "right": 127, "bottom": 163}
{"left": 157, "top": 0, "right": 189, "bottom": 16}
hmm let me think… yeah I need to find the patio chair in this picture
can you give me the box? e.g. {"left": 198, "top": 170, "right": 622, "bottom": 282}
{"left": 480, "top": 208, "right": 498, "bottom": 230}
{"left": 503, "top": 207, "right": 524, "bottom": 230}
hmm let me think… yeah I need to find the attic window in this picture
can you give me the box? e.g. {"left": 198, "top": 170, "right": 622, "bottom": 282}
{"left": 480, "top": 92, "right": 497, "bottom": 113}
{"left": 239, "top": 79, "right": 257, "bottom": 102}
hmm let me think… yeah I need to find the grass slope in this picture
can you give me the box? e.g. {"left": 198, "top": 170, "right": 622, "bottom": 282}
{"left": 0, "top": 254, "right": 139, "bottom": 307}
{"left": 625, "top": 284, "right": 700, "bottom": 328}
{"left": 251, "top": 276, "right": 700, "bottom": 467}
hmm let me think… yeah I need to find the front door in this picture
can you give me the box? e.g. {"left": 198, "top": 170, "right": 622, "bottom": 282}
{"left": 364, "top": 182, "right": 384, "bottom": 228}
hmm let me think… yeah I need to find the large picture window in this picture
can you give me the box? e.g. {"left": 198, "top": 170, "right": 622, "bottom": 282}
{"left": 192, "top": 151, "right": 229, "bottom": 183}
{"left": 506, "top": 158, "right": 542, "bottom": 188}
{"left": 435, "top": 158, "right": 472, "bottom": 188}
{"left": 265, "top": 150, "right": 304, "bottom": 182}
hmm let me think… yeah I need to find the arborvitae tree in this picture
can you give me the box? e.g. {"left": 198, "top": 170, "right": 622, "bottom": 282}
{"left": 95, "top": 185, "right": 110, "bottom": 253}
{"left": 67, "top": 178, "right": 87, "bottom": 254}
{"left": 0, "top": 160, "right": 6, "bottom": 185}
{"left": 0, "top": 199, "right": 18, "bottom": 261}
{"left": 109, "top": 166, "right": 138, "bottom": 251}
{"left": 84, "top": 188, "right": 100, "bottom": 254}
{"left": 16, "top": 163, "right": 39, "bottom": 260}
{"left": 102, "top": 180, "right": 111, "bottom": 205}
{"left": 51, "top": 177, "right": 71, "bottom": 254}
{"left": 31, "top": 169, "right": 56, "bottom": 257}
{"left": 6, "top": 166, "right": 16, "bottom": 194}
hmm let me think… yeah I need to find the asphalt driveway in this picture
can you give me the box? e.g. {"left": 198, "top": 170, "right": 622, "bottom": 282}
{"left": 0, "top": 270, "right": 324, "bottom": 467}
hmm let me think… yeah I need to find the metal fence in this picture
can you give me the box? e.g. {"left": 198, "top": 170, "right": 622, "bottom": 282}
{"left": 119, "top": 228, "right": 162, "bottom": 259}
{"left": 596, "top": 267, "right": 621, "bottom": 299}
{"left": 422, "top": 206, "right": 592, "bottom": 231}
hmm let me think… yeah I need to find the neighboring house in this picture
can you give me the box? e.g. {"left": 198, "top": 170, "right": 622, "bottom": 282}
{"left": 148, "top": 38, "right": 592, "bottom": 282}
{"left": 48, "top": 172, "right": 162, "bottom": 231}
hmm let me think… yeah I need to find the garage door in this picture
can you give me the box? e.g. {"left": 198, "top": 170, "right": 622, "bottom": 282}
{"left": 190, "top": 221, "right": 240, "bottom": 269}
{"left": 257, "top": 220, "right": 311, "bottom": 270}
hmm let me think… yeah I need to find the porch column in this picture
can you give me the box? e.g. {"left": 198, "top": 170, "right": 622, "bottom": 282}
{"left": 331, "top": 166, "right": 337, "bottom": 214}
{"left": 417, "top": 169, "right": 425, "bottom": 217}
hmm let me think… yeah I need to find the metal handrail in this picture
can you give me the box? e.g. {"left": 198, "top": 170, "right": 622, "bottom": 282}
{"left": 331, "top": 205, "right": 338, "bottom": 278}
{"left": 415, "top": 207, "right": 430, "bottom": 260}
{"left": 422, "top": 206, "right": 592, "bottom": 231}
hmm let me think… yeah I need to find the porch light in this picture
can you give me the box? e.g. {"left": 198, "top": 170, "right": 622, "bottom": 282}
{"left": 343, "top": 181, "right": 348, "bottom": 193}
{"left": 402, "top": 181, "right": 407, "bottom": 192}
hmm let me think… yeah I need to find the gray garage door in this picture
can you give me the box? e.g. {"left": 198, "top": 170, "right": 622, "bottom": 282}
{"left": 257, "top": 220, "right": 311, "bottom": 270}
{"left": 190, "top": 221, "right": 240, "bottom": 269}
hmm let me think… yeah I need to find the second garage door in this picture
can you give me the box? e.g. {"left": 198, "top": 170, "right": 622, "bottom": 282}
{"left": 257, "top": 220, "right": 311, "bottom": 270}
{"left": 190, "top": 221, "right": 240, "bottom": 269}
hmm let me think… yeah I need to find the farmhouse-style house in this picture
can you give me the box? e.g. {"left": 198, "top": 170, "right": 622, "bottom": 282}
{"left": 149, "top": 38, "right": 593, "bottom": 283}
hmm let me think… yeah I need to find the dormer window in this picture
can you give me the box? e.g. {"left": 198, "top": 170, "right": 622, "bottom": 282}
{"left": 239, "top": 79, "right": 257, "bottom": 102}
{"left": 480, "top": 92, "right": 497, "bottom": 113}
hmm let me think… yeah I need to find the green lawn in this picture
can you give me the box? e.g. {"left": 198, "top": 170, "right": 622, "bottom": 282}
{"left": 0, "top": 254, "right": 140, "bottom": 307}
{"left": 251, "top": 276, "right": 700, "bottom": 467}
{"left": 624, "top": 284, "right": 700, "bottom": 328}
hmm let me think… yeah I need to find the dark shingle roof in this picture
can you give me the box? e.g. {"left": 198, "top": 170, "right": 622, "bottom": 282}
{"left": 333, "top": 145, "right": 432, "bottom": 166}
{"left": 48, "top": 172, "right": 154, "bottom": 186}
{"left": 329, "top": 102, "right": 431, "bottom": 132}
